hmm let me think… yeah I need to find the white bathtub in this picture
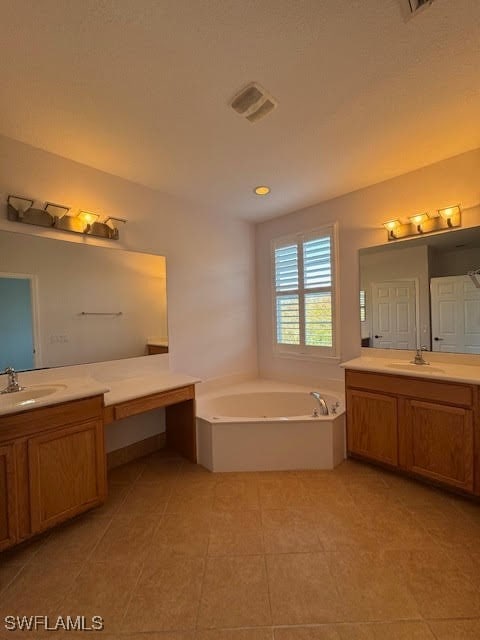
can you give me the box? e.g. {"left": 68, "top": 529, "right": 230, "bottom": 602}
{"left": 196, "top": 380, "right": 345, "bottom": 472}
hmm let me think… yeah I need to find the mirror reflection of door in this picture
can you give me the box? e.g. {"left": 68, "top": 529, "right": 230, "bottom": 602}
{"left": 371, "top": 280, "right": 417, "bottom": 349}
{"left": 431, "top": 276, "right": 480, "bottom": 354}
{"left": 0, "top": 274, "right": 36, "bottom": 371}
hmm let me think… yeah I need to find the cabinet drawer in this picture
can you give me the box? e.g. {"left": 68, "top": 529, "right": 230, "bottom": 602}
{"left": 346, "top": 370, "right": 473, "bottom": 407}
{"left": 0, "top": 396, "right": 104, "bottom": 443}
{"left": 113, "top": 385, "right": 194, "bottom": 420}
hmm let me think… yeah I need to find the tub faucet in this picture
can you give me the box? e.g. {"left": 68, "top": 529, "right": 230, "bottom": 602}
{"left": 411, "top": 346, "right": 429, "bottom": 366}
{"left": 1, "top": 367, "right": 24, "bottom": 394}
{"left": 310, "top": 391, "right": 329, "bottom": 416}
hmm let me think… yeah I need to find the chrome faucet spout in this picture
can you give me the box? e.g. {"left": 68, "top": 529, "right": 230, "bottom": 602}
{"left": 411, "top": 347, "right": 429, "bottom": 366}
{"left": 310, "top": 391, "right": 329, "bottom": 416}
{"left": 1, "top": 367, "right": 25, "bottom": 394}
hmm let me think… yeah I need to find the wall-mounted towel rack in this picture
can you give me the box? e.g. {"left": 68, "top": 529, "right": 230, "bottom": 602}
{"left": 79, "top": 311, "right": 123, "bottom": 316}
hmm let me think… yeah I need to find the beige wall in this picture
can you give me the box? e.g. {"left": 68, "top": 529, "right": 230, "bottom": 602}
{"left": 256, "top": 148, "right": 480, "bottom": 385}
{"left": 0, "top": 134, "right": 258, "bottom": 381}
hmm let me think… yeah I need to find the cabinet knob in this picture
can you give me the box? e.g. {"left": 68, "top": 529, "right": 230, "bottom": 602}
{"left": 374, "top": 335, "right": 383, "bottom": 339}
{"left": 434, "top": 337, "right": 444, "bottom": 341}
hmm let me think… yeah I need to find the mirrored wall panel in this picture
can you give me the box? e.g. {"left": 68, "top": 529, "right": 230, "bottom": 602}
{"left": 359, "top": 226, "right": 480, "bottom": 354}
{"left": 0, "top": 230, "right": 168, "bottom": 370}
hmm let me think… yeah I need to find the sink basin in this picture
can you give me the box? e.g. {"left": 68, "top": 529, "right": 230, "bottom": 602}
{"left": 0, "top": 384, "right": 68, "bottom": 409}
{"left": 385, "top": 362, "right": 445, "bottom": 374}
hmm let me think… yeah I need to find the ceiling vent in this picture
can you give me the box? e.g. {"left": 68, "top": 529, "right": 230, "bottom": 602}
{"left": 398, "top": 0, "right": 435, "bottom": 21}
{"left": 229, "top": 82, "right": 278, "bottom": 124}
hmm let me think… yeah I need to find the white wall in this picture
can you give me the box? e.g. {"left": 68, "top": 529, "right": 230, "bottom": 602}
{"left": 0, "top": 134, "right": 257, "bottom": 450}
{"left": 256, "top": 147, "right": 480, "bottom": 386}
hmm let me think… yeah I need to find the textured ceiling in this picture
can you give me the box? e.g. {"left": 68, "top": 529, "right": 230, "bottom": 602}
{"left": 0, "top": 0, "right": 479, "bottom": 221}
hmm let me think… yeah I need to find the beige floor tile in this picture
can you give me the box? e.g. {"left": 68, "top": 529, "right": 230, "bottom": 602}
{"left": 197, "top": 555, "right": 271, "bottom": 629}
{"left": 151, "top": 511, "right": 211, "bottom": 558}
{"left": 93, "top": 481, "right": 132, "bottom": 516}
{"left": 359, "top": 503, "right": 434, "bottom": 551}
{"left": 0, "top": 537, "right": 45, "bottom": 567}
{"left": 166, "top": 490, "right": 215, "bottom": 514}
{"left": 266, "top": 552, "right": 344, "bottom": 624}
{"left": 30, "top": 515, "right": 111, "bottom": 563}
{"left": 274, "top": 621, "right": 435, "bottom": 640}
{"left": 138, "top": 459, "right": 183, "bottom": 483}
{"left": 108, "top": 459, "right": 147, "bottom": 484}
{"left": 261, "top": 509, "right": 323, "bottom": 553}
{"left": 197, "top": 630, "right": 273, "bottom": 640}
{"left": 0, "top": 562, "right": 82, "bottom": 617}
{"left": 208, "top": 510, "right": 263, "bottom": 555}
{"left": 124, "top": 556, "right": 204, "bottom": 632}
{"left": 117, "top": 482, "right": 171, "bottom": 514}
{"left": 61, "top": 561, "right": 142, "bottom": 633}
{"left": 0, "top": 565, "right": 23, "bottom": 596}
{"left": 258, "top": 477, "right": 312, "bottom": 509}
{"left": 392, "top": 549, "right": 480, "bottom": 619}
{"left": 327, "top": 550, "right": 421, "bottom": 622}
{"left": 213, "top": 478, "right": 260, "bottom": 511}
{"left": 90, "top": 514, "right": 159, "bottom": 563}
{"left": 428, "top": 619, "right": 480, "bottom": 639}
{"left": 317, "top": 509, "right": 378, "bottom": 551}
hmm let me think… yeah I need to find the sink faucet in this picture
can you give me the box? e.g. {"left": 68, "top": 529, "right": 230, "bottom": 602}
{"left": 310, "top": 391, "right": 329, "bottom": 416}
{"left": 1, "top": 367, "right": 24, "bottom": 394}
{"left": 411, "top": 347, "right": 429, "bottom": 366}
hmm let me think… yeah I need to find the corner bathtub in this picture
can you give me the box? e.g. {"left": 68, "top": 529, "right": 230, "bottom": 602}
{"left": 196, "top": 381, "right": 345, "bottom": 472}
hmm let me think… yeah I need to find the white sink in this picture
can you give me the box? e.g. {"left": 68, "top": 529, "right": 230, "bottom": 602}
{"left": 385, "top": 362, "right": 445, "bottom": 374}
{"left": 0, "top": 384, "right": 68, "bottom": 409}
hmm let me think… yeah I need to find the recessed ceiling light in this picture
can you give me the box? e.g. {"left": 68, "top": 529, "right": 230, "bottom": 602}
{"left": 254, "top": 186, "right": 271, "bottom": 196}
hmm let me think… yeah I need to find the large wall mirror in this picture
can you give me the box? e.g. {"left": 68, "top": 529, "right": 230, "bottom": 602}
{"left": 0, "top": 230, "right": 168, "bottom": 370}
{"left": 359, "top": 226, "right": 480, "bottom": 354}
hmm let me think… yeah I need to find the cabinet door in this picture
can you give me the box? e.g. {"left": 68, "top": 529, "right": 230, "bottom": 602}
{"left": 403, "top": 399, "right": 474, "bottom": 491}
{"left": 28, "top": 419, "right": 106, "bottom": 534}
{"left": 0, "top": 444, "right": 17, "bottom": 551}
{"left": 347, "top": 389, "right": 398, "bottom": 465}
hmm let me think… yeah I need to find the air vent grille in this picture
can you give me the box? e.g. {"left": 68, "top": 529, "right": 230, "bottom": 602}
{"left": 229, "top": 82, "right": 277, "bottom": 124}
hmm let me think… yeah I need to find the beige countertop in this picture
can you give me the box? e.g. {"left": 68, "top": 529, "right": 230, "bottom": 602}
{"left": 103, "top": 372, "right": 200, "bottom": 406}
{"left": 341, "top": 356, "right": 480, "bottom": 385}
{"left": 0, "top": 356, "right": 200, "bottom": 416}
{"left": 0, "top": 376, "right": 109, "bottom": 416}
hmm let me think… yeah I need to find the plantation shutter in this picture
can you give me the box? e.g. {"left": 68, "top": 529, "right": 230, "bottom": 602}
{"left": 273, "top": 226, "right": 336, "bottom": 357}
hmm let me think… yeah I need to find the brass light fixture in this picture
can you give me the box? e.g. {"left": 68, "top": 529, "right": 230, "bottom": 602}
{"left": 6, "top": 195, "right": 126, "bottom": 240}
{"left": 383, "top": 205, "right": 461, "bottom": 241}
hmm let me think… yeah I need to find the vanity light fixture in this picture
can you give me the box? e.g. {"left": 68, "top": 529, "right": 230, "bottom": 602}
{"left": 438, "top": 205, "right": 461, "bottom": 227}
{"left": 383, "top": 205, "right": 461, "bottom": 241}
{"left": 409, "top": 212, "right": 429, "bottom": 233}
{"left": 254, "top": 186, "right": 271, "bottom": 196}
{"left": 6, "top": 195, "right": 126, "bottom": 240}
{"left": 383, "top": 219, "right": 400, "bottom": 240}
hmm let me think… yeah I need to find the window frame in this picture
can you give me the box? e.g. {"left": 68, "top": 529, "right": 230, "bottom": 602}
{"left": 271, "top": 223, "right": 339, "bottom": 360}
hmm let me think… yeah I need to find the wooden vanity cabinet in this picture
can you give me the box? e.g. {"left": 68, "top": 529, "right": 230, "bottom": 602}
{"left": 346, "top": 389, "right": 398, "bottom": 466}
{"left": 346, "top": 370, "right": 478, "bottom": 495}
{"left": 0, "top": 444, "right": 18, "bottom": 551}
{"left": 0, "top": 396, "right": 106, "bottom": 550}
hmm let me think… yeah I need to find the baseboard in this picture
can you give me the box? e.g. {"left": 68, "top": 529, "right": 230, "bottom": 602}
{"left": 107, "top": 432, "right": 166, "bottom": 469}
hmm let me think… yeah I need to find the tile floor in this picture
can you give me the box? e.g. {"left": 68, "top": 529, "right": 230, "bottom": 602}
{"left": 1, "top": 451, "right": 480, "bottom": 639}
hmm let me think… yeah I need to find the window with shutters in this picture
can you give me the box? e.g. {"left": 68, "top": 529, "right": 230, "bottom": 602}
{"left": 272, "top": 225, "right": 338, "bottom": 358}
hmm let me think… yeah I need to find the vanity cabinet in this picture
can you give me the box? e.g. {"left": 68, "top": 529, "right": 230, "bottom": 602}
{"left": 0, "top": 396, "right": 106, "bottom": 550}
{"left": 403, "top": 399, "right": 474, "bottom": 491}
{"left": 0, "top": 444, "right": 17, "bottom": 551}
{"left": 346, "top": 370, "right": 478, "bottom": 495}
{"left": 346, "top": 389, "right": 398, "bottom": 466}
